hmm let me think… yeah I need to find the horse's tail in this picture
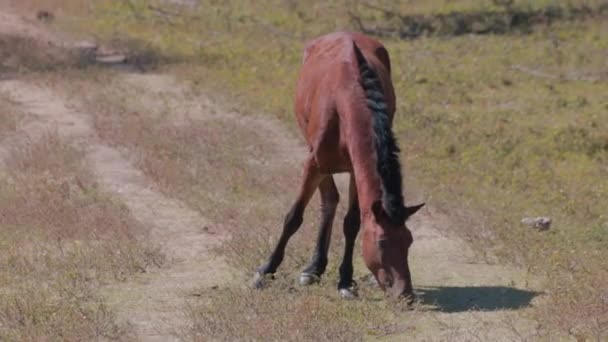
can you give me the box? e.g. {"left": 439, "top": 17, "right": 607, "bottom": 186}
{"left": 352, "top": 42, "right": 405, "bottom": 224}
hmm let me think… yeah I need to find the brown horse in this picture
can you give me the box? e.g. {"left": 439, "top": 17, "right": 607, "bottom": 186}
{"left": 252, "top": 31, "right": 424, "bottom": 299}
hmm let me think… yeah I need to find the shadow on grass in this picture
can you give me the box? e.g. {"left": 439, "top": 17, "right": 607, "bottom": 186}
{"left": 416, "top": 286, "right": 541, "bottom": 313}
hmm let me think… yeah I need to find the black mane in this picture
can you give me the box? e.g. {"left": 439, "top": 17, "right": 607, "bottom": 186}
{"left": 353, "top": 43, "right": 405, "bottom": 224}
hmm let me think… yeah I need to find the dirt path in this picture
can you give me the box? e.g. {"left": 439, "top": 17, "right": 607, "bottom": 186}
{"left": 0, "top": 79, "right": 231, "bottom": 341}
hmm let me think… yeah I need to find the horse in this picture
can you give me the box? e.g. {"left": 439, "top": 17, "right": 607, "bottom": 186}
{"left": 251, "top": 31, "right": 424, "bottom": 299}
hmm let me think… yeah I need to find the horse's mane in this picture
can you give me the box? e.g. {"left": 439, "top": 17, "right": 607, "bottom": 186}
{"left": 353, "top": 42, "right": 405, "bottom": 224}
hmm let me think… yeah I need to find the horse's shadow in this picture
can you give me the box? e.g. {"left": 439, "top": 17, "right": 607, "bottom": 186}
{"left": 415, "top": 286, "right": 541, "bottom": 313}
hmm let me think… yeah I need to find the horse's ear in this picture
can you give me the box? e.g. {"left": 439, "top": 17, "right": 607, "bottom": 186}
{"left": 404, "top": 203, "right": 425, "bottom": 219}
{"left": 371, "top": 200, "right": 385, "bottom": 221}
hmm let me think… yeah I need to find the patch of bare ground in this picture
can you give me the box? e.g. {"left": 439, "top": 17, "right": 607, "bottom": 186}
{"left": 0, "top": 9, "right": 67, "bottom": 47}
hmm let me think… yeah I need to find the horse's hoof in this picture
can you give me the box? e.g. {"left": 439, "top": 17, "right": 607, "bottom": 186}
{"left": 298, "top": 273, "right": 320, "bottom": 286}
{"left": 250, "top": 272, "right": 273, "bottom": 289}
{"left": 339, "top": 280, "right": 359, "bottom": 299}
{"left": 339, "top": 287, "right": 358, "bottom": 299}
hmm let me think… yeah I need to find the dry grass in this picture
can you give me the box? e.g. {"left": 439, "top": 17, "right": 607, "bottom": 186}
{"left": 182, "top": 281, "right": 406, "bottom": 341}
{"left": 0, "top": 95, "right": 18, "bottom": 137}
{"left": 538, "top": 274, "right": 608, "bottom": 340}
{"left": 7, "top": 0, "right": 608, "bottom": 339}
{"left": 0, "top": 33, "right": 83, "bottom": 74}
{"left": 0, "top": 121, "right": 163, "bottom": 340}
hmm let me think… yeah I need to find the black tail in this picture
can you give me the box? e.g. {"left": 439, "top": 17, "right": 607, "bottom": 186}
{"left": 353, "top": 43, "right": 405, "bottom": 224}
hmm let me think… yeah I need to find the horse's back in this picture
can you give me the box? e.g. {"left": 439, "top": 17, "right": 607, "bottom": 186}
{"left": 301, "top": 32, "right": 391, "bottom": 73}
{"left": 295, "top": 32, "right": 395, "bottom": 173}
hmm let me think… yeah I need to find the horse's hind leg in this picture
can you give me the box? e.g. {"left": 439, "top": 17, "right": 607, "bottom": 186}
{"left": 338, "top": 176, "right": 361, "bottom": 299}
{"left": 299, "top": 176, "right": 339, "bottom": 285}
{"left": 251, "top": 156, "right": 323, "bottom": 289}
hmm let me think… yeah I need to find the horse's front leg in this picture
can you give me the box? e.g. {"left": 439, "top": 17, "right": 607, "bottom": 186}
{"left": 251, "top": 156, "right": 323, "bottom": 289}
{"left": 299, "top": 176, "right": 339, "bottom": 285}
{"left": 338, "top": 176, "right": 361, "bottom": 299}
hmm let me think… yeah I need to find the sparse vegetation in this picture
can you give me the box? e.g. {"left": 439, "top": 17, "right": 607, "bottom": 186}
{"left": 0, "top": 34, "right": 72, "bottom": 73}
{"left": 0, "top": 95, "right": 17, "bottom": 136}
{"left": 182, "top": 281, "right": 403, "bottom": 341}
{"left": 2, "top": 0, "right": 607, "bottom": 340}
{"left": 0, "top": 100, "right": 162, "bottom": 340}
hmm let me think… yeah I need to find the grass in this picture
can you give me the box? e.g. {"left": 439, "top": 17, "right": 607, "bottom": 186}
{"left": 5, "top": 0, "right": 608, "bottom": 339}
{"left": 182, "top": 281, "right": 407, "bottom": 341}
{"left": 0, "top": 95, "right": 18, "bottom": 137}
{"left": 0, "top": 98, "right": 163, "bottom": 340}
{"left": 0, "top": 33, "right": 81, "bottom": 74}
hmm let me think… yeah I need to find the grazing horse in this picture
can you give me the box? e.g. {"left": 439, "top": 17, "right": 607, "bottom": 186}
{"left": 252, "top": 32, "right": 424, "bottom": 299}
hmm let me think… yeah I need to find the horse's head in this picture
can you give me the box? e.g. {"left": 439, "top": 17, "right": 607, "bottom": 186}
{"left": 361, "top": 201, "right": 424, "bottom": 300}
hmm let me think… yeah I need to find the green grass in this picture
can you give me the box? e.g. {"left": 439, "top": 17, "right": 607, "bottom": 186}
{"left": 38, "top": 0, "right": 608, "bottom": 339}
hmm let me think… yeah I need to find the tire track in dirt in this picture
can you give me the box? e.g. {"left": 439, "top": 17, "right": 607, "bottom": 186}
{"left": 0, "top": 79, "right": 232, "bottom": 341}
